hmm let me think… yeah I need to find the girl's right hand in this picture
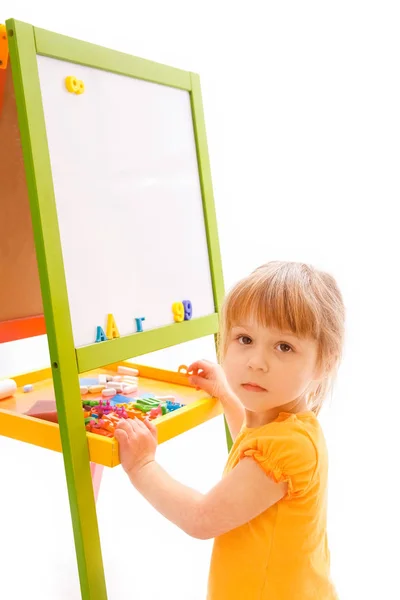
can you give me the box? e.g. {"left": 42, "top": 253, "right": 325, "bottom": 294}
{"left": 188, "top": 359, "right": 233, "bottom": 402}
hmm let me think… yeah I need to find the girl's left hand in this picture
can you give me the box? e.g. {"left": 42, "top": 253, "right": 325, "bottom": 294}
{"left": 115, "top": 418, "right": 158, "bottom": 477}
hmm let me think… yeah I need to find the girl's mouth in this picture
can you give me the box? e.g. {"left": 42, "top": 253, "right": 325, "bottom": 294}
{"left": 241, "top": 383, "right": 268, "bottom": 392}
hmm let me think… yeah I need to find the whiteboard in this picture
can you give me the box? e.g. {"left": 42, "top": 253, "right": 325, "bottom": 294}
{"left": 36, "top": 56, "right": 215, "bottom": 348}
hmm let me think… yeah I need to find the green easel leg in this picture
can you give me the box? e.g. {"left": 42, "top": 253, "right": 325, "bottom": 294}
{"left": 7, "top": 19, "right": 109, "bottom": 600}
{"left": 224, "top": 417, "right": 233, "bottom": 452}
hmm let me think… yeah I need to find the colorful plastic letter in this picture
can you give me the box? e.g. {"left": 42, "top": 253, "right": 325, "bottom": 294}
{"left": 135, "top": 317, "right": 145, "bottom": 332}
{"left": 182, "top": 300, "right": 192, "bottom": 321}
{"left": 95, "top": 326, "right": 108, "bottom": 343}
{"left": 106, "top": 314, "right": 120, "bottom": 339}
{"left": 172, "top": 301, "right": 184, "bottom": 323}
{"left": 65, "top": 76, "right": 85, "bottom": 94}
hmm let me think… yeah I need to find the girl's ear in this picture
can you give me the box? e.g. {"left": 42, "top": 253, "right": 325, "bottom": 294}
{"left": 312, "top": 364, "right": 325, "bottom": 383}
{"left": 309, "top": 379, "right": 322, "bottom": 395}
{"left": 305, "top": 378, "right": 321, "bottom": 398}
{"left": 314, "top": 355, "right": 334, "bottom": 381}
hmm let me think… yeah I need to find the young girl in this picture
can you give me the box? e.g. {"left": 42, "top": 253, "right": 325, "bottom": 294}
{"left": 115, "top": 261, "right": 345, "bottom": 599}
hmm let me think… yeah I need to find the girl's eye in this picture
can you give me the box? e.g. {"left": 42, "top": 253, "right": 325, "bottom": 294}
{"left": 238, "top": 335, "right": 252, "bottom": 345}
{"left": 277, "top": 343, "right": 293, "bottom": 353}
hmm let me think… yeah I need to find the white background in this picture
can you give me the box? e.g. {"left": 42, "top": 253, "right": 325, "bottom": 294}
{"left": 37, "top": 56, "right": 215, "bottom": 347}
{"left": 1, "top": 2, "right": 400, "bottom": 599}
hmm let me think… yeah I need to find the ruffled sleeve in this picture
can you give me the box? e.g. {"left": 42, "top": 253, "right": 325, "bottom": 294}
{"left": 239, "top": 424, "right": 317, "bottom": 499}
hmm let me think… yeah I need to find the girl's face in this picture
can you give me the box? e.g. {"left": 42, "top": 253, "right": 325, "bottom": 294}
{"left": 222, "top": 321, "right": 323, "bottom": 420}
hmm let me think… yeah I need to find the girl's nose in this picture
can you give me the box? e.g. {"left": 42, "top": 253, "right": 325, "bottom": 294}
{"left": 247, "top": 352, "right": 269, "bottom": 372}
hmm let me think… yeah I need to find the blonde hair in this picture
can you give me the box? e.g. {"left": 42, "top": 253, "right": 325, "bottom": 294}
{"left": 218, "top": 261, "right": 345, "bottom": 415}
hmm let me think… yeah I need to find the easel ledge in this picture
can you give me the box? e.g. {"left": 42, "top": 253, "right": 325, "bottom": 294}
{"left": 0, "top": 361, "right": 223, "bottom": 467}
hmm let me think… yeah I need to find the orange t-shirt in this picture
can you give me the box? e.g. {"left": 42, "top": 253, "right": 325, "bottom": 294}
{"left": 207, "top": 411, "right": 337, "bottom": 599}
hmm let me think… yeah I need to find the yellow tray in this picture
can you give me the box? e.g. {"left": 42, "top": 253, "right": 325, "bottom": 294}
{"left": 0, "top": 362, "right": 222, "bottom": 467}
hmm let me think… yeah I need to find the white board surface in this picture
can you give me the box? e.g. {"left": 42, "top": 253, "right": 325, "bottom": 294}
{"left": 36, "top": 56, "right": 215, "bottom": 348}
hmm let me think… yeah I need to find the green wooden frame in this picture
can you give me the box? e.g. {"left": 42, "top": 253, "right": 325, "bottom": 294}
{"left": 77, "top": 315, "right": 219, "bottom": 373}
{"left": 6, "top": 18, "right": 226, "bottom": 600}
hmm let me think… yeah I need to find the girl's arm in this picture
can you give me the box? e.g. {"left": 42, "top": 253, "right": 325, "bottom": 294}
{"left": 115, "top": 418, "right": 287, "bottom": 540}
{"left": 216, "top": 391, "right": 245, "bottom": 442}
{"left": 188, "top": 359, "right": 245, "bottom": 441}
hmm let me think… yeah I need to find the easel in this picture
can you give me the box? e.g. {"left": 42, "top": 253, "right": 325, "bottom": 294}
{"left": 0, "top": 19, "right": 229, "bottom": 599}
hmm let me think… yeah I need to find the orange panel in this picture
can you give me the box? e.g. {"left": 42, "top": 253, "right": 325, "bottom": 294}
{"left": 0, "top": 24, "right": 8, "bottom": 71}
{"left": 0, "top": 315, "right": 46, "bottom": 343}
